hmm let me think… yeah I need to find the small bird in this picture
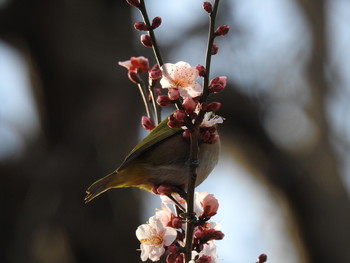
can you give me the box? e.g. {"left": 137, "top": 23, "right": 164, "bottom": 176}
{"left": 84, "top": 117, "right": 220, "bottom": 203}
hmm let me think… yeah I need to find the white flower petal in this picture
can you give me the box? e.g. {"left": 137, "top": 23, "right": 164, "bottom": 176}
{"left": 163, "top": 227, "right": 177, "bottom": 246}
{"left": 149, "top": 246, "right": 165, "bottom": 261}
{"left": 136, "top": 224, "right": 151, "bottom": 240}
{"left": 140, "top": 244, "right": 152, "bottom": 261}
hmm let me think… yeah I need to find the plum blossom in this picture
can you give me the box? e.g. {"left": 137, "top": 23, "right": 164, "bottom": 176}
{"left": 118, "top": 56, "right": 149, "bottom": 73}
{"left": 160, "top": 61, "right": 203, "bottom": 98}
{"left": 136, "top": 216, "right": 177, "bottom": 261}
{"left": 191, "top": 241, "right": 218, "bottom": 263}
{"left": 194, "top": 192, "right": 219, "bottom": 218}
{"left": 155, "top": 203, "right": 173, "bottom": 227}
{"left": 201, "top": 112, "right": 224, "bottom": 128}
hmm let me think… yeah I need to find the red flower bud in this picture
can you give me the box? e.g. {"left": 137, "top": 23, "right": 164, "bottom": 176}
{"left": 157, "top": 95, "right": 173, "bottom": 106}
{"left": 153, "top": 184, "right": 179, "bottom": 195}
{"left": 182, "top": 130, "right": 190, "bottom": 141}
{"left": 206, "top": 102, "right": 221, "bottom": 112}
{"left": 141, "top": 34, "right": 152, "bottom": 48}
{"left": 171, "top": 217, "right": 183, "bottom": 229}
{"left": 173, "top": 110, "right": 186, "bottom": 121}
{"left": 134, "top": 22, "right": 149, "bottom": 31}
{"left": 149, "top": 64, "right": 162, "bottom": 80}
{"left": 209, "top": 76, "right": 227, "bottom": 93}
{"left": 196, "top": 64, "right": 206, "bottom": 77}
{"left": 202, "top": 2, "right": 213, "bottom": 13}
{"left": 211, "top": 43, "right": 219, "bottom": 55}
{"left": 182, "top": 97, "right": 196, "bottom": 113}
{"left": 126, "top": 0, "right": 140, "bottom": 7}
{"left": 214, "top": 25, "right": 230, "bottom": 36}
{"left": 197, "top": 255, "right": 212, "bottom": 263}
{"left": 257, "top": 254, "right": 268, "bottom": 263}
{"left": 141, "top": 116, "right": 155, "bottom": 130}
{"left": 167, "top": 119, "right": 184, "bottom": 129}
{"left": 194, "top": 228, "right": 205, "bottom": 239}
{"left": 151, "top": 16, "right": 162, "bottom": 29}
{"left": 168, "top": 88, "right": 180, "bottom": 100}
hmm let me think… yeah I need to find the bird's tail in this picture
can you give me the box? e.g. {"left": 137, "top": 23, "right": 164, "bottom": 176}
{"left": 84, "top": 172, "right": 117, "bottom": 203}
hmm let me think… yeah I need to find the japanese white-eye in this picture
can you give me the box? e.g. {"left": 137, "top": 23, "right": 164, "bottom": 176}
{"left": 84, "top": 117, "right": 220, "bottom": 203}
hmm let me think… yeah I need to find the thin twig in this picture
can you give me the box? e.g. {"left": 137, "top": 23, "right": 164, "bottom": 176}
{"left": 139, "top": 0, "right": 164, "bottom": 67}
{"left": 202, "top": 0, "right": 220, "bottom": 101}
{"left": 183, "top": 1, "right": 221, "bottom": 262}
{"left": 137, "top": 82, "right": 151, "bottom": 118}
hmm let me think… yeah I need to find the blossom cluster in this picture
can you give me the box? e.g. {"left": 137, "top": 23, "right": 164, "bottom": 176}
{"left": 119, "top": 57, "right": 226, "bottom": 143}
{"left": 136, "top": 192, "right": 224, "bottom": 262}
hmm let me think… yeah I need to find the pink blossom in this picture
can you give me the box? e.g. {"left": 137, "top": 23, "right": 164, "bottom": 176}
{"left": 155, "top": 204, "right": 173, "bottom": 227}
{"left": 194, "top": 192, "right": 219, "bottom": 218}
{"left": 160, "top": 61, "right": 203, "bottom": 98}
{"left": 191, "top": 241, "right": 218, "bottom": 263}
{"left": 118, "top": 56, "right": 149, "bottom": 73}
{"left": 136, "top": 216, "right": 177, "bottom": 262}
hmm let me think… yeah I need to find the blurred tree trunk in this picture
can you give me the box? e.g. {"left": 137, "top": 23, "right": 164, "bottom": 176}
{"left": 0, "top": 0, "right": 144, "bottom": 262}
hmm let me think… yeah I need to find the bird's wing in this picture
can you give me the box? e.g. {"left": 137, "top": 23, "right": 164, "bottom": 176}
{"left": 117, "top": 116, "right": 182, "bottom": 171}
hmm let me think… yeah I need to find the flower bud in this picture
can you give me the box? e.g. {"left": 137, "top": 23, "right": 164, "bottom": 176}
{"left": 182, "top": 130, "right": 190, "bottom": 141}
{"left": 168, "top": 88, "right": 180, "bottom": 100}
{"left": 171, "top": 217, "right": 183, "bottom": 229}
{"left": 200, "top": 193, "right": 219, "bottom": 217}
{"left": 126, "top": 0, "right": 140, "bottom": 7}
{"left": 194, "top": 228, "right": 205, "bottom": 239}
{"left": 130, "top": 56, "right": 149, "bottom": 72}
{"left": 257, "top": 254, "right": 268, "bottom": 263}
{"left": 128, "top": 71, "right": 141, "bottom": 83}
{"left": 211, "top": 43, "right": 219, "bottom": 55}
{"left": 214, "top": 25, "right": 230, "bottom": 36}
{"left": 167, "top": 120, "right": 183, "bottom": 129}
{"left": 134, "top": 22, "right": 149, "bottom": 31}
{"left": 208, "top": 229, "right": 225, "bottom": 240}
{"left": 157, "top": 95, "right": 173, "bottom": 106}
{"left": 173, "top": 110, "right": 186, "bottom": 121}
{"left": 151, "top": 16, "right": 162, "bottom": 29}
{"left": 196, "top": 64, "right": 206, "bottom": 77}
{"left": 141, "top": 34, "right": 152, "bottom": 48}
{"left": 149, "top": 64, "right": 162, "bottom": 80}
{"left": 141, "top": 116, "right": 155, "bottom": 130}
{"left": 209, "top": 76, "right": 227, "bottom": 93}
{"left": 202, "top": 2, "right": 213, "bottom": 13}
{"left": 197, "top": 255, "right": 212, "bottom": 263}
{"left": 182, "top": 97, "right": 196, "bottom": 113}
{"left": 206, "top": 102, "right": 221, "bottom": 112}
{"left": 154, "top": 184, "right": 178, "bottom": 195}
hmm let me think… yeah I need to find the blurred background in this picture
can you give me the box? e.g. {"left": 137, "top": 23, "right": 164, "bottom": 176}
{"left": 1, "top": 0, "right": 350, "bottom": 262}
